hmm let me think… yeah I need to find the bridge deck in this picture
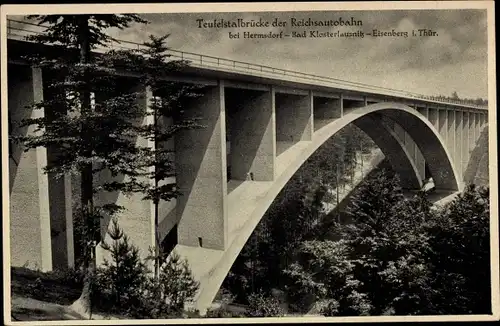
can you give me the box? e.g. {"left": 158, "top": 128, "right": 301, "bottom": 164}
{"left": 6, "top": 18, "right": 487, "bottom": 111}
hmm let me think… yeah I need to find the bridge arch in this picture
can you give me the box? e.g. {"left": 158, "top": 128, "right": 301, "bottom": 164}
{"left": 181, "top": 102, "right": 462, "bottom": 313}
{"left": 353, "top": 113, "right": 424, "bottom": 190}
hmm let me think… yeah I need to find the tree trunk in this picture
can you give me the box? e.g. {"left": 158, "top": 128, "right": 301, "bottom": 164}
{"left": 336, "top": 163, "right": 340, "bottom": 223}
{"left": 70, "top": 259, "right": 95, "bottom": 317}
{"left": 70, "top": 15, "right": 95, "bottom": 319}
{"left": 154, "top": 109, "right": 160, "bottom": 281}
{"left": 154, "top": 199, "right": 160, "bottom": 281}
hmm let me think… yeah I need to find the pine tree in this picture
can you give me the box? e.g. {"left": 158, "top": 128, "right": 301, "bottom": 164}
{"left": 121, "top": 35, "right": 205, "bottom": 281}
{"left": 95, "top": 218, "right": 148, "bottom": 314}
{"left": 426, "top": 184, "right": 490, "bottom": 314}
{"left": 341, "top": 169, "right": 406, "bottom": 314}
{"left": 283, "top": 239, "right": 371, "bottom": 315}
{"left": 17, "top": 14, "right": 148, "bottom": 317}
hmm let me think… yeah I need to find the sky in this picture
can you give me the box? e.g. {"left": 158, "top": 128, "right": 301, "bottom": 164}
{"left": 10, "top": 9, "right": 489, "bottom": 99}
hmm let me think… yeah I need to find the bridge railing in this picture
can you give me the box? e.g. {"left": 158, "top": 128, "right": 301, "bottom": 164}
{"left": 6, "top": 18, "right": 487, "bottom": 110}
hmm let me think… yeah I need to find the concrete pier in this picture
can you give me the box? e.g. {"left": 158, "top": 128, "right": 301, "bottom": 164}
{"left": 455, "top": 111, "right": 463, "bottom": 181}
{"left": 226, "top": 87, "right": 275, "bottom": 182}
{"left": 9, "top": 65, "right": 53, "bottom": 271}
{"left": 176, "top": 81, "right": 228, "bottom": 250}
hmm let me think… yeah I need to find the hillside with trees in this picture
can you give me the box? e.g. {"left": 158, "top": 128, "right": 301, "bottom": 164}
{"left": 218, "top": 126, "right": 491, "bottom": 316}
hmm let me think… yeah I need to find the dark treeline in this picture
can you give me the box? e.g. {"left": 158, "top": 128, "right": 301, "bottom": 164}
{"left": 426, "top": 92, "right": 488, "bottom": 107}
{"left": 219, "top": 126, "right": 491, "bottom": 316}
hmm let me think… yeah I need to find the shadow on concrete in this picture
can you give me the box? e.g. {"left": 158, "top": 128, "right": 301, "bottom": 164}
{"left": 354, "top": 113, "right": 423, "bottom": 190}
{"left": 382, "top": 108, "right": 459, "bottom": 192}
{"left": 463, "top": 127, "right": 489, "bottom": 185}
{"left": 225, "top": 87, "right": 273, "bottom": 182}
{"left": 175, "top": 85, "right": 222, "bottom": 233}
{"left": 8, "top": 64, "right": 33, "bottom": 194}
{"left": 227, "top": 179, "right": 245, "bottom": 194}
{"left": 276, "top": 141, "right": 295, "bottom": 156}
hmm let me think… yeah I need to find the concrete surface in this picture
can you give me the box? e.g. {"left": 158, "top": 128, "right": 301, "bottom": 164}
{"left": 176, "top": 81, "right": 228, "bottom": 250}
{"left": 9, "top": 65, "right": 52, "bottom": 272}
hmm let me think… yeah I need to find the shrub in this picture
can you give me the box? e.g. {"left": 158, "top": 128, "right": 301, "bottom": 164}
{"left": 205, "top": 306, "right": 245, "bottom": 318}
{"left": 245, "top": 292, "right": 285, "bottom": 317}
{"left": 93, "top": 219, "right": 199, "bottom": 319}
{"left": 129, "top": 252, "right": 199, "bottom": 319}
{"left": 92, "top": 218, "right": 149, "bottom": 315}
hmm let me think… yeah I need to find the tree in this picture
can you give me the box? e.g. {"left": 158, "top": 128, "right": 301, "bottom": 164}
{"left": 94, "top": 218, "right": 148, "bottom": 315}
{"left": 125, "top": 35, "right": 205, "bottom": 280}
{"left": 18, "top": 14, "right": 148, "bottom": 317}
{"left": 283, "top": 239, "right": 371, "bottom": 315}
{"left": 221, "top": 126, "right": 377, "bottom": 305}
{"left": 340, "top": 170, "right": 435, "bottom": 315}
{"left": 136, "top": 252, "right": 199, "bottom": 319}
{"left": 91, "top": 218, "right": 199, "bottom": 318}
{"left": 426, "top": 184, "right": 490, "bottom": 314}
{"left": 284, "top": 170, "right": 437, "bottom": 316}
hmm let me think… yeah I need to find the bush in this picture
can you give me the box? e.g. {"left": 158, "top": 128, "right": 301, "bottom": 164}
{"left": 93, "top": 218, "right": 199, "bottom": 318}
{"left": 205, "top": 305, "right": 245, "bottom": 318}
{"left": 92, "top": 218, "right": 149, "bottom": 315}
{"left": 245, "top": 292, "right": 285, "bottom": 317}
{"left": 129, "top": 252, "right": 199, "bottom": 319}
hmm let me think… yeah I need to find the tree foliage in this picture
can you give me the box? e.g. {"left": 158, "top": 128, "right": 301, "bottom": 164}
{"left": 17, "top": 14, "right": 151, "bottom": 316}
{"left": 244, "top": 292, "right": 285, "bottom": 317}
{"left": 93, "top": 219, "right": 199, "bottom": 318}
{"left": 222, "top": 125, "right": 377, "bottom": 307}
{"left": 25, "top": 14, "right": 147, "bottom": 49}
{"left": 127, "top": 34, "right": 205, "bottom": 279}
{"left": 223, "top": 143, "right": 491, "bottom": 316}
{"left": 94, "top": 218, "right": 148, "bottom": 314}
{"left": 278, "top": 171, "right": 490, "bottom": 316}
{"left": 15, "top": 14, "right": 204, "bottom": 317}
{"left": 425, "top": 184, "right": 491, "bottom": 314}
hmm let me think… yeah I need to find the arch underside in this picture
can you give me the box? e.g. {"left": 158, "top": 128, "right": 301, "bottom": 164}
{"left": 175, "top": 102, "right": 461, "bottom": 313}
{"left": 353, "top": 113, "right": 424, "bottom": 190}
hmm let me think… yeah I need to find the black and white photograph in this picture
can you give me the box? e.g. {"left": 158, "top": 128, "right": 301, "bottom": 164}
{"left": 2, "top": 1, "right": 498, "bottom": 324}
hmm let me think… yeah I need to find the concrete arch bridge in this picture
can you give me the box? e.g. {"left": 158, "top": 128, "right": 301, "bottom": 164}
{"left": 6, "top": 31, "right": 488, "bottom": 314}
